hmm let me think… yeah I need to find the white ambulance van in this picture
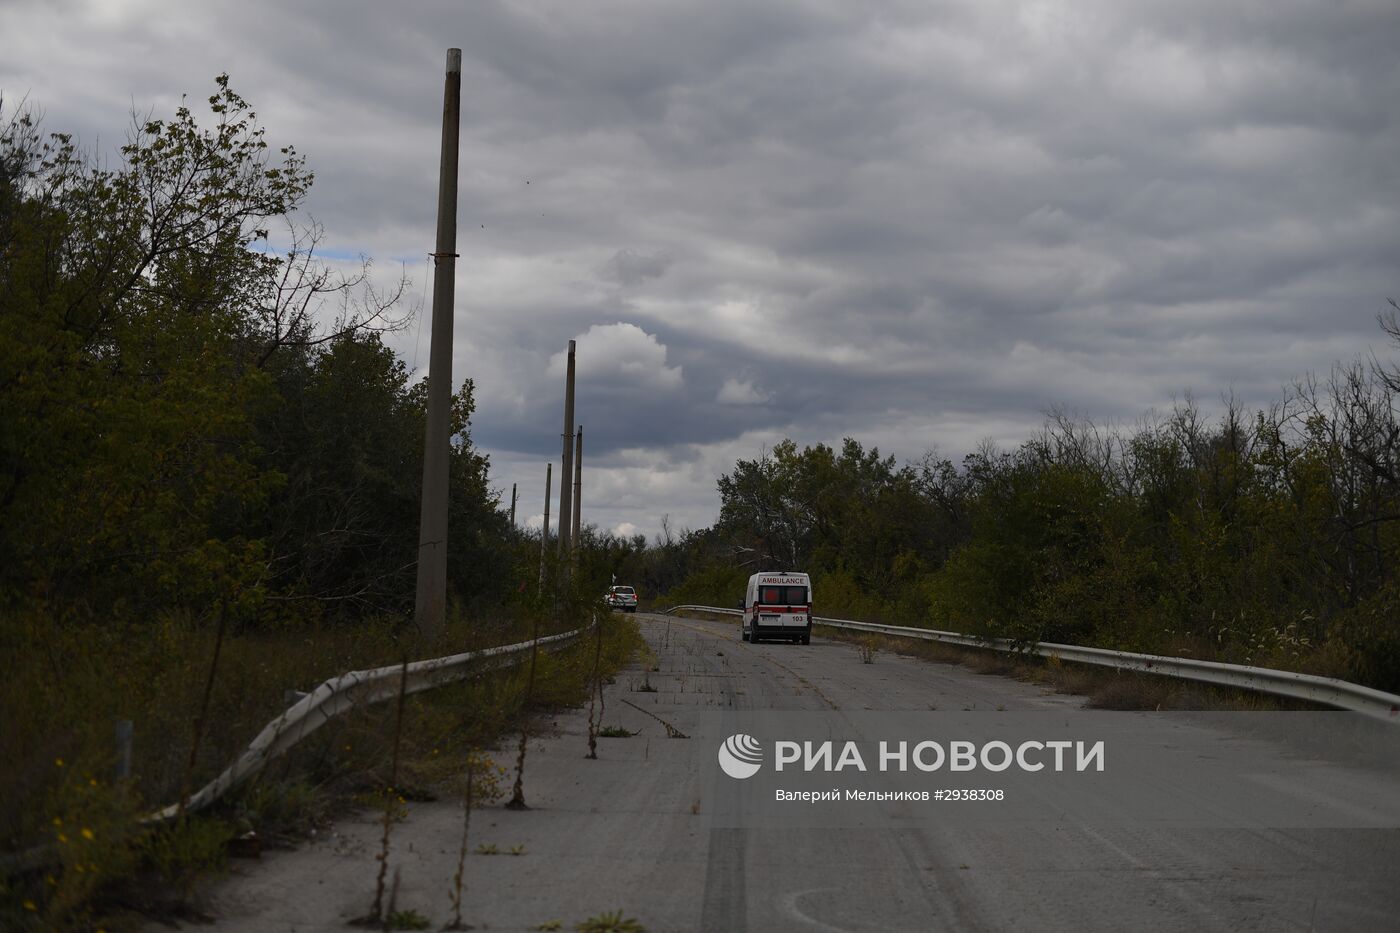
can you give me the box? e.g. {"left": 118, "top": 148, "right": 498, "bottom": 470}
{"left": 741, "top": 571, "right": 813, "bottom": 644}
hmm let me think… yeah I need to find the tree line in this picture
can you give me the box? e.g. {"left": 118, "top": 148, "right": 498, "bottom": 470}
{"left": 4, "top": 75, "right": 1397, "bottom": 694}
{"left": 0, "top": 77, "right": 516, "bottom": 631}
{"left": 620, "top": 324, "right": 1400, "bottom": 692}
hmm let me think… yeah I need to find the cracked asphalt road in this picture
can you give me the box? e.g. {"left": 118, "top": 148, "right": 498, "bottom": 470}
{"left": 191, "top": 612, "right": 1400, "bottom": 932}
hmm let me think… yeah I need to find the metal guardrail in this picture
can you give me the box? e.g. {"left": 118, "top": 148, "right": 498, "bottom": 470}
{"left": 662, "top": 605, "right": 1400, "bottom": 722}
{"left": 151, "top": 626, "right": 585, "bottom": 821}
{"left": 0, "top": 626, "right": 589, "bottom": 877}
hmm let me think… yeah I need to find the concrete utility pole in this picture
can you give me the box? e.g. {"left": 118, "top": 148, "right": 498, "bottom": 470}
{"left": 571, "top": 427, "right": 583, "bottom": 567}
{"left": 509, "top": 482, "right": 518, "bottom": 529}
{"left": 413, "top": 48, "right": 462, "bottom": 636}
{"left": 557, "top": 340, "right": 577, "bottom": 566}
{"left": 538, "top": 463, "right": 552, "bottom": 590}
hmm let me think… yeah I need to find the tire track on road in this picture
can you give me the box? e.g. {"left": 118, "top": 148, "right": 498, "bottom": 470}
{"left": 656, "top": 614, "right": 840, "bottom": 711}
{"left": 641, "top": 614, "right": 995, "bottom": 932}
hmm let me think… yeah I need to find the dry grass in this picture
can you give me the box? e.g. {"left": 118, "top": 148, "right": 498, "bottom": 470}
{"left": 668, "top": 609, "right": 740, "bottom": 625}
{"left": 1081, "top": 677, "right": 1179, "bottom": 711}
{"left": 817, "top": 624, "right": 1297, "bottom": 713}
{"left": 964, "top": 652, "right": 1018, "bottom": 677}
{"left": 0, "top": 609, "right": 643, "bottom": 931}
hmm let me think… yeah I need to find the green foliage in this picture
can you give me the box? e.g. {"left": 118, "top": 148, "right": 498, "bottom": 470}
{"left": 1, "top": 79, "right": 304, "bottom": 617}
{"left": 0, "top": 604, "right": 643, "bottom": 928}
{"left": 597, "top": 725, "right": 637, "bottom": 737}
{"left": 575, "top": 909, "right": 646, "bottom": 933}
{"left": 1332, "top": 578, "right": 1400, "bottom": 689}
{"left": 716, "top": 438, "right": 942, "bottom": 580}
{"left": 1, "top": 79, "right": 510, "bottom": 630}
{"left": 928, "top": 398, "right": 1400, "bottom": 688}
{"left": 140, "top": 816, "right": 233, "bottom": 892}
{"left": 0, "top": 79, "right": 575, "bottom": 927}
{"left": 658, "top": 345, "right": 1400, "bottom": 690}
{"left": 386, "top": 908, "right": 433, "bottom": 930}
{"left": 663, "top": 563, "right": 748, "bottom": 609}
{"left": 809, "top": 569, "right": 886, "bottom": 623}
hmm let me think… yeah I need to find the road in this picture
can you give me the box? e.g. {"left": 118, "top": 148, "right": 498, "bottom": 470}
{"left": 194, "top": 612, "right": 1400, "bottom": 932}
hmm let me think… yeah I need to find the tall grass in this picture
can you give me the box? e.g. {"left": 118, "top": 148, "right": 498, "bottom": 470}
{"left": 0, "top": 606, "right": 642, "bottom": 930}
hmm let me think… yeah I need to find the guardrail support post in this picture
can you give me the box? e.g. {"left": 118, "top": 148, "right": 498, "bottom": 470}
{"left": 114, "top": 719, "right": 133, "bottom": 782}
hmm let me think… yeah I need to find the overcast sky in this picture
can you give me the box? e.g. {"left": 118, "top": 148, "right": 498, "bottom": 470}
{"left": 5, "top": 0, "right": 1399, "bottom": 539}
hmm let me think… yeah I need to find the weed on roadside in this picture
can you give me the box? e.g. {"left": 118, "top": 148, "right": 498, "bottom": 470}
{"left": 597, "top": 726, "right": 636, "bottom": 738}
{"left": 822, "top": 624, "right": 1299, "bottom": 712}
{"left": 3, "top": 607, "right": 645, "bottom": 929}
{"left": 575, "top": 909, "right": 646, "bottom": 933}
{"left": 385, "top": 907, "right": 431, "bottom": 930}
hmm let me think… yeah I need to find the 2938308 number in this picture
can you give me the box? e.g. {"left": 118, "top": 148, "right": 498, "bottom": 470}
{"left": 934, "top": 789, "right": 1004, "bottom": 801}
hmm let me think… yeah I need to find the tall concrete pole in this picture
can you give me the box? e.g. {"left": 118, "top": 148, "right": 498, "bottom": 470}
{"left": 413, "top": 48, "right": 462, "bottom": 636}
{"left": 557, "top": 340, "right": 577, "bottom": 565}
{"left": 509, "top": 482, "right": 518, "bottom": 529}
{"left": 571, "top": 427, "right": 583, "bottom": 567}
{"left": 538, "top": 463, "right": 552, "bottom": 590}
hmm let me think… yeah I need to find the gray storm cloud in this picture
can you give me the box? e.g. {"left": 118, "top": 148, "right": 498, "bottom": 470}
{"left": 4, "top": 0, "right": 1397, "bottom": 536}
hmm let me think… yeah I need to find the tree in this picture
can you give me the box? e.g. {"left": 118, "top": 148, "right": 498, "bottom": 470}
{"left": 0, "top": 78, "right": 453, "bottom": 625}
{"left": 0, "top": 80, "right": 306, "bottom": 615}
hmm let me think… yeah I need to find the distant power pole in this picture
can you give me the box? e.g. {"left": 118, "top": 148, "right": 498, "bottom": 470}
{"left": 557, "top": 340, "right": 577, "bottom": 567}
{"left": 413, "top": 48, "right": 463, "bottom": 637}
{"left": 571, "top": 426, "right": 583, "bottom": 568}
{"left": 538, "top": 463, "right": 552, "bottom": 590}
{"left": 509, "top": 482, "right": 518, "bottom": 529}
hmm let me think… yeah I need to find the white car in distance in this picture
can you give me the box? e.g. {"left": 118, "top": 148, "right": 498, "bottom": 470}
{"left": 604, "top": 585, "right": 638, "bottom": 612}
